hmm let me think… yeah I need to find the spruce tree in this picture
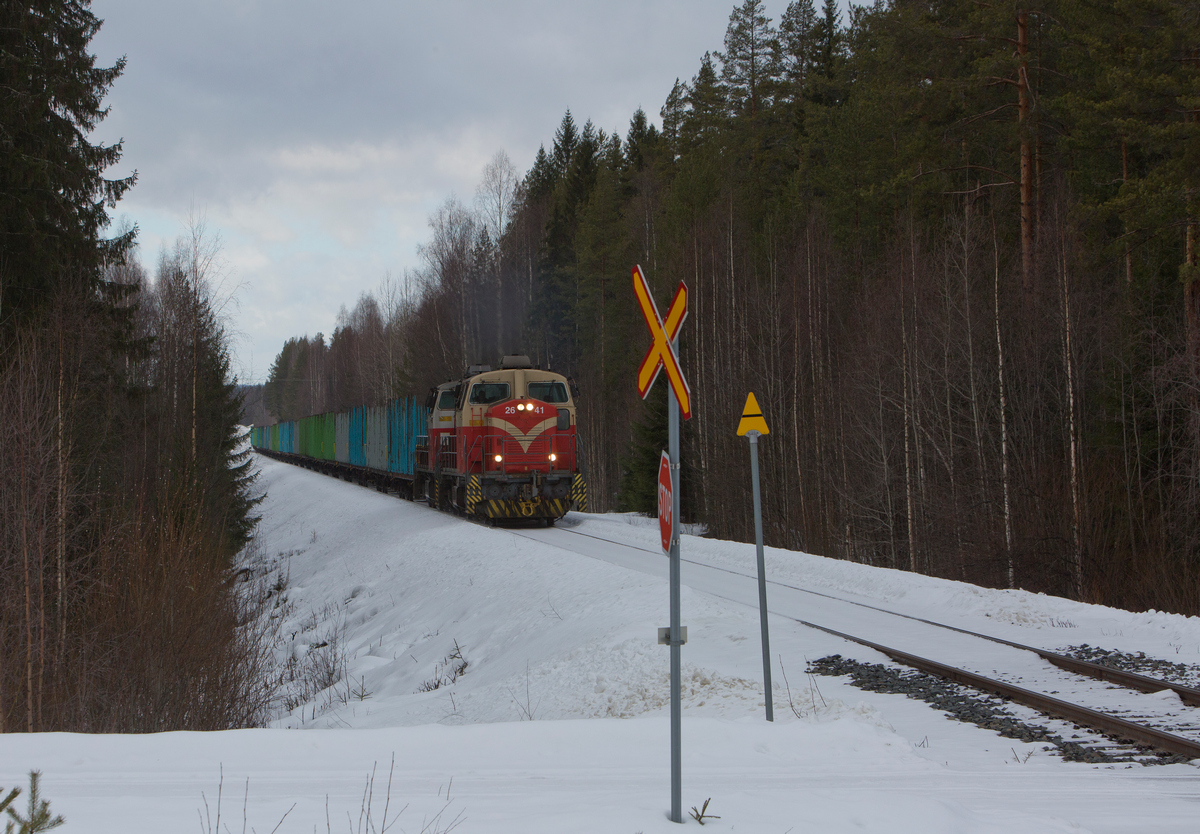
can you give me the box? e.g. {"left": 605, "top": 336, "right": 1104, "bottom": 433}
{"left": 660, "top": 79, "right": 687, "bottom": 159}
{"left": 0, "top": 0, "right": 136, "bottom": 330}
{"left": 813, "top": 0, "right": 841, "bottom": 79}
{"left": 525, "top": 145, "right": 557, "bottom": 201}
{"left": 682, "top": 53, "right": 727, "bottom": 151}
{"left": 626, "top": 108, "right": 652, "bottom": 171}
{"left": 552, "top": 110, "right": 578, "bottom": 179}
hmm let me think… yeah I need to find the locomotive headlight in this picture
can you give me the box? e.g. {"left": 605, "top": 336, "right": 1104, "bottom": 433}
{"left": 494, "top": 454, "right": 503, "bottom": 463}
{"left": 517, "top": 403, "right": 525, "bottom": 411}
{"left": 548, "top": 453, "right": 557, "bottom": 462}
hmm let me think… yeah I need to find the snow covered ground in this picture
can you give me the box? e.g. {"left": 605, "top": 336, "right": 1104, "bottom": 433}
{"left": 3, "top": 455, "right": 1199, "bottom": 833}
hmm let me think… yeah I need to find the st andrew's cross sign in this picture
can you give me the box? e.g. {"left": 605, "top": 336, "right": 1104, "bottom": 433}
{"left": 632, "top": 263, "right": 691, "bottom": 824}
{"left": 632, "top": 265, "right": 691, "bottom": 419}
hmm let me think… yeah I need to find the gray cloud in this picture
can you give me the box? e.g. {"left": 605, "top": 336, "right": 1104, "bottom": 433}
{"left": 88, "top": 0, "right": 779, "bottom": 382}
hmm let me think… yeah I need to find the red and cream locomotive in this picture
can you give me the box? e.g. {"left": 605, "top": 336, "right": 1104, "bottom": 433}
{"left": 415, "top": 355, "right": 587, "bottom": 523}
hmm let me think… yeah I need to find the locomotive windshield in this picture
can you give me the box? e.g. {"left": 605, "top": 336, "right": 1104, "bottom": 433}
{"left": 527, "top": 381, "right": 569, "bottom": 403}
{"left": 437, "top": 390, "right": 458, "bottom": 409}
{"left": 469, "top": 382, "right": 510, "bottom": 405}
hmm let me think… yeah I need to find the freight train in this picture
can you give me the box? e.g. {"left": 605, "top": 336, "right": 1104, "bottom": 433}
{"left": 250, "top": 355, "right": 587, "bottom": 523}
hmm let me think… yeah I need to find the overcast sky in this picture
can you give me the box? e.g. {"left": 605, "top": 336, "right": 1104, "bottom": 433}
{"left": 89, "top": 1, "right": 820, "bottom": 383}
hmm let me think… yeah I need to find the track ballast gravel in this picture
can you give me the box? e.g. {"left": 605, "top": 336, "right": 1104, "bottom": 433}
{"left": 807, "top": 654, "right": 1193, "bottom": 765}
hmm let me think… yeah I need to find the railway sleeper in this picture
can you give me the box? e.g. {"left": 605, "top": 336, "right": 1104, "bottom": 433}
{"left": 809, "top": 654, "right": 1197, "bottom": 765}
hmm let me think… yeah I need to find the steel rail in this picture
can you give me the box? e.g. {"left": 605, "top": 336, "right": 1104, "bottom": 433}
{"left": 547, "top": 525, "right": 1200, "bottom": 709}
{"left": 531, "top": 525, "right": 1200, "bottom": 759}
{"left": 794, "top": 618, "right": 1200, "bottom": 760}
{"left": 247, "top": 461, "right": 1200, "bottom": 757}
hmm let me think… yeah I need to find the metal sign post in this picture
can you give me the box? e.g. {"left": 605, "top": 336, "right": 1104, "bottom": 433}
{"left": 738, "top": 393, "right": 773, "bottom": 722}
{"left": 633, "top": 264, "right": 690, "bottom": 824}
{"left": 667, "top": 380, "right": 682, "bottom": 821}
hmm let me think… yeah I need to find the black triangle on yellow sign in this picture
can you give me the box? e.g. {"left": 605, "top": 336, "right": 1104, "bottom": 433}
{"left": 737, "top": 392, "right": 769, "bottom": 436}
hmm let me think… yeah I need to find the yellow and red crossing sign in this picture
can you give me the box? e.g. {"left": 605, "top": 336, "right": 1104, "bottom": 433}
{"left": 633, "top": 264, "right": 691, "bottom": 419}
{"left": 634, "top": 263, "right": 690, "bottom": 820}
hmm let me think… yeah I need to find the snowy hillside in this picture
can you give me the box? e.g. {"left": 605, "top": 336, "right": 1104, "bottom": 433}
{"left": 1, "top": 455, "right": 1198, "bottom": 833}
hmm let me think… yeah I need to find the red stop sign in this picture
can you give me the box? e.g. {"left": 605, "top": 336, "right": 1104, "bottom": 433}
{"left": 658, "top": 451, "right": 673, "bottom": 553}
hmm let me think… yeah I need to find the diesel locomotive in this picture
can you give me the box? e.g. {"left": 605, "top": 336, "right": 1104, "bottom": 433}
{"left": 250, "top": 355, "right": 586, "bottom": 523}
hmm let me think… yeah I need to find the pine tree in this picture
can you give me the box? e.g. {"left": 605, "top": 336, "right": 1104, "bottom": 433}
{"left": 719, "top": 0, "right": 781, "bottom": 118}
{"left": 0, "top": 0, "right": 136, "bottom": 330}
{"left": 778, "top": 0, "right": 818, "bottom": 105}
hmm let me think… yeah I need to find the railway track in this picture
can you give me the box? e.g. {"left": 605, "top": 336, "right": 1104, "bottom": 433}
{"left": 255, "top": 452, "right": 1200, "bottom": 762}
{"left": 514, "top": 521, "right": 1200, "bottom": 762}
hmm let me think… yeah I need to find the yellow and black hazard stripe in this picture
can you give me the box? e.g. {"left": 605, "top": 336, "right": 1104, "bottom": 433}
{"left": 466, "top": 474, "right": 482, "bottom": 515}
{"left": 571, "top": 474, "right": 587, "bottom": 513}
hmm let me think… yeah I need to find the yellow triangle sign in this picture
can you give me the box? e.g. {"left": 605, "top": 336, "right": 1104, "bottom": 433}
{"left": 737, "top": 392, "right": 769, "bottom": 436}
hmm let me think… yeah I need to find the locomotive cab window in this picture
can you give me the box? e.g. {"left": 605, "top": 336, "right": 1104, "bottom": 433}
{"left": 469, "top": 382, "right": 510, "bottom": 405}
{"left": 527, "top": 381, "right": 569, "bottom": 403}
{"left": 436, "top": 390, "right": 458, "bottom": 410}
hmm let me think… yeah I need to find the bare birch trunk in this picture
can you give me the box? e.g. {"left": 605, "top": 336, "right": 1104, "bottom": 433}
{"left": 994, "top": 215, "right": 1014, "bottom": 588}
{"left": 57, "top": 330, "right": 67, "bottom": 657}
{"left": 1187, "top": 219, "right": 1199, "bottom": 434}
{"left": 192, "top": 284, "right": 198, "bottom": 472}
{"left": 0, "top": 614, "right": 5, "bottom": 732}
{"left": 879, "top": 376, "right": 898, "bottom": 569}
{"left": 22, "top": 452, "right": 34, "bottom": 733}
{"left": 839, "top": 399, "right": 855, "bottom": 562}
{"left": 1018, "top": 11, "right": 1035, "bottom": 299}
{"left": 809, "top": 223, "right": 825, "bottom": 541}
{"left": 901, "top": 256, "right": 918, "bottom": 573}
{"left": 1184, "top": 212, "right": 1200, "bottom": 531}
{"left": 944, "top": 231, "right": 963, "bottom": 577}
{"left": 962, "top": 197, "right": 988, "bottom": 526}
{"left": 1122, "top": 139, "right": 1133, "bottom": 287}
{"left": 910, "top": 221, "right": 928, "bottom": 570}
{"left": 792, "top": 226, "right": 808, "bottom": 538}
{"left": 1060, "top": 226, "right": 1083, "bottom": 599}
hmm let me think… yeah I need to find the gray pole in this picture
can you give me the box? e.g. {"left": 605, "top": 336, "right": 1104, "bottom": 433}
{"left": 749, "top": 432, "right": 773, "bottom": 721}
{"left": 668, "top": 358, "right": 682, "bottom": 823}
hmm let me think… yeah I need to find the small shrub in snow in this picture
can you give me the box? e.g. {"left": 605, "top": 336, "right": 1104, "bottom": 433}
{"left": 276, "top": 607, "right": 349, "bottom": 716}
{"left": 507, "top": 661, "right": 541, "bottom": 721}
{"left": 689, "top": 797, "right": 719, "bottom": 825}
{"left": 417, "top": 641, "right": 468, "bottom": 693}
{"left": 197, "top": 758, "right": 460, "bottom": 834}
{"left": 351, "top": 675, "right": 372, "bottom": 701}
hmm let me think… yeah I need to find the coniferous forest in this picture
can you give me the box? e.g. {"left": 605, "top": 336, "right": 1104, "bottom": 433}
{"left": 2, "top": 0, "right": 1197, "bottom": 735}
{"left": 1, "top": 3, "right": 266, "bottom": 732}
{"left": 264, "top": 0, "right": 1200, "bottom": 615}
